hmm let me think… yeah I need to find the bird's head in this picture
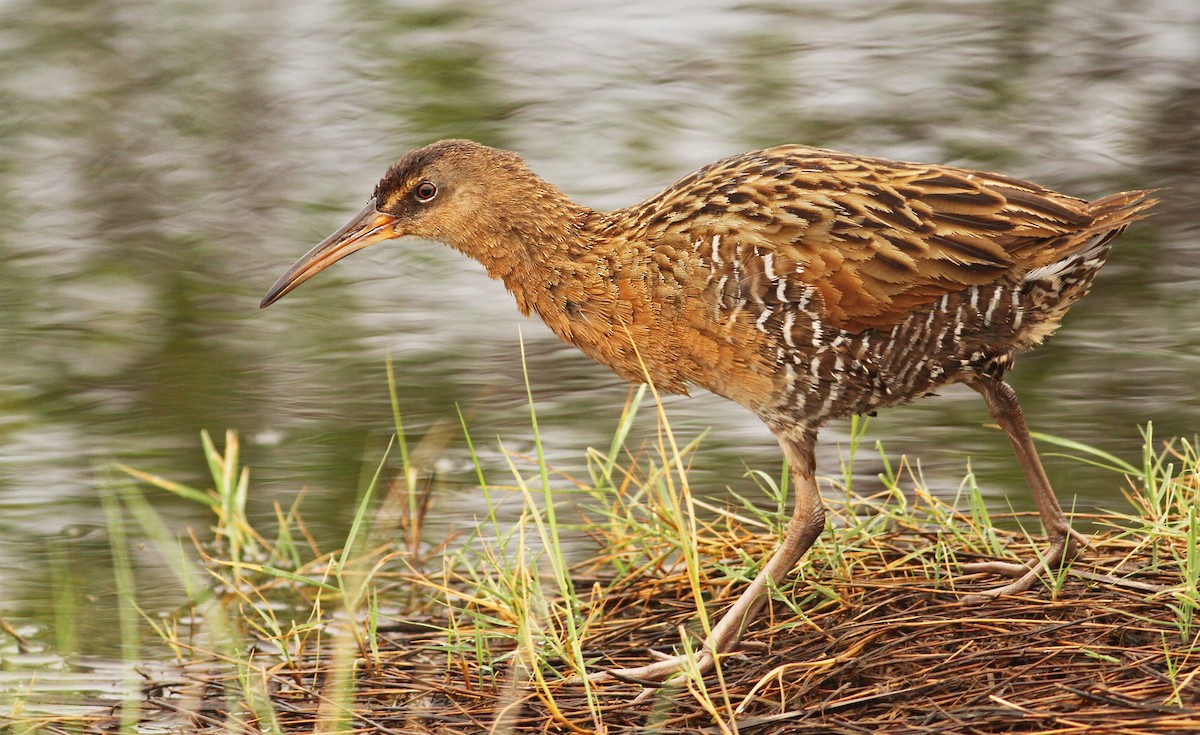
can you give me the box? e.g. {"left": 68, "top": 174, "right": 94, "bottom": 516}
{"left": 260, "top": 139, "right": 538, "bottom": 308}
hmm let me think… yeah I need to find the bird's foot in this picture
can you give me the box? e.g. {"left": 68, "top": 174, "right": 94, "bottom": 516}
{"left": 565, "top": 650, "right": 715, "bottom": 703}
{"left": 582, "top": 648, "right": 715, "bottom": 685}
{"left": 957, "top": 528, "right": 1089, "bottom": 605}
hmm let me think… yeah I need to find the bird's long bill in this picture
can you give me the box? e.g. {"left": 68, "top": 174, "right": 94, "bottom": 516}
{"left": 260, "top": 201, "right": 400, "bottom": 308}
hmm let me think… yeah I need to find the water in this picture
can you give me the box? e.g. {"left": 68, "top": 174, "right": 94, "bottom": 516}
{"left": 1, "top": 0, "right": 1198, "bottom": 712}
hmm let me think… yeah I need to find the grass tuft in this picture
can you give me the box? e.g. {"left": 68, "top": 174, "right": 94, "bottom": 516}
{"left": 11, "top": 365, "right": 1200, "bottom": 733}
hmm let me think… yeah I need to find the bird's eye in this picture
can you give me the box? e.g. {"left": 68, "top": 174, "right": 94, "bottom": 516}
{"left": 414, "top": 181, "right": 437, "bottom": 202}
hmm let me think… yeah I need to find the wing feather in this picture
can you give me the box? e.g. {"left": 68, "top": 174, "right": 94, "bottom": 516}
{"left": 617, "top": 145, "right": 1154, "bottom": 332}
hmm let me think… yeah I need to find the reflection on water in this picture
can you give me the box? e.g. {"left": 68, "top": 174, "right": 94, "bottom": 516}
{"left": 1, "top": 0, "right": 1198, "bottom": 692}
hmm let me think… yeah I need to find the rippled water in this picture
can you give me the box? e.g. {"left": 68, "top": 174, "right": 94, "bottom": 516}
{"left": 1, "top": 0, "right": 1198, "bottom": 707}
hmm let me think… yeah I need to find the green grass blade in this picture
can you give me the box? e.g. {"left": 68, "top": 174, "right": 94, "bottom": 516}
{"left": 339, "top": 435, "right": 394, "bottom": 577}
{"left": 111, "top": 462, "right": 216, "bottom": 508}
{"left": 1030, "top": 430, "right": 1142, "bottom": 476}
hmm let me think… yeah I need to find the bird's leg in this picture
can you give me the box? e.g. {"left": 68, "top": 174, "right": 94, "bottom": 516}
{"left": 959, "top": 376, "right": 1089, "bottom": 602}
{"left": 584, "top": 427, "right": 823, "bottom": 685}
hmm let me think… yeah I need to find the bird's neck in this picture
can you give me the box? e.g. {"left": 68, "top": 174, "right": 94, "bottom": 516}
{"left": 445, "top": 184, "right": 602, "bottom": 319}
{"left": 442, "top": 176, "right": 693, "bottom": 392}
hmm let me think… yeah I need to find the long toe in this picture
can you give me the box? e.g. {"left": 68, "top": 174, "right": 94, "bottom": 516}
{"left": 583, "top": 650, "right": 715, "bottom": 686}
{"left": 958, "top": 531, "right": 1084, "bottom": 604}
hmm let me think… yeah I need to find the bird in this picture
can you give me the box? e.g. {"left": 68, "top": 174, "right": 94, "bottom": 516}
{"left": 261, "top": 139, "right": 1155, "bottom": 684}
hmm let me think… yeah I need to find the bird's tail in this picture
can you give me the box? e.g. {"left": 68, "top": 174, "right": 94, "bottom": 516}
{"left": 1016, "top": 190, "right": 1157, "bottom": 345}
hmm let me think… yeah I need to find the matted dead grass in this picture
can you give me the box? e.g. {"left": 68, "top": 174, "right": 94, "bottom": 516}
{"left": 115, "top": 520, "right": 1200, "bottom": 734}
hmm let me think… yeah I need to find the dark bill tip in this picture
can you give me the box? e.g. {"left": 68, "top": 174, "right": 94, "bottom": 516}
{"left": 259, "top": 201, "right": 398, "bottom": 309}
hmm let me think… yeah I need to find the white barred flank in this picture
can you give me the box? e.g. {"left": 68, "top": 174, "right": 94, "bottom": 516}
{"left": 683, "top": 182, "right": 1143, "bottom": 424}
{"left": 753, "top": 278, "right": 1047, "bottom": 421}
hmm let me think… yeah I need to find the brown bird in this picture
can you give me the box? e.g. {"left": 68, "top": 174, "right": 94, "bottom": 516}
{"left": 261, "top": 139, "right": 1154, "bottom": 683}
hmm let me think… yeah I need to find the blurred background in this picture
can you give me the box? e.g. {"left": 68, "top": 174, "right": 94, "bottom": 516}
{"left": 1, "top": 0, "right": 1197, "bottom": 682}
